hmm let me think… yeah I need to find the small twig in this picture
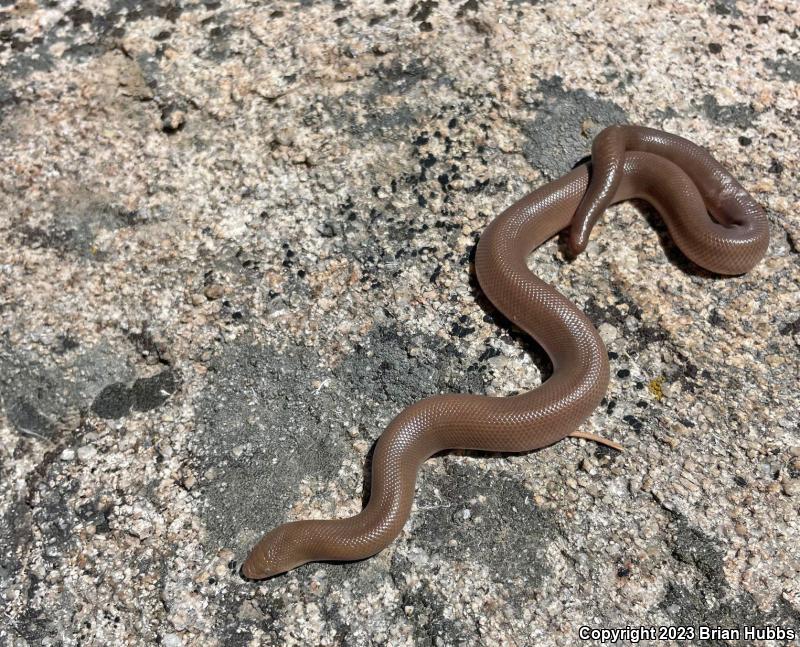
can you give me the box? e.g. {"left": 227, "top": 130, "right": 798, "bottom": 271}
{"left": 16, "top": 427, "right": 51, "bottom": 442}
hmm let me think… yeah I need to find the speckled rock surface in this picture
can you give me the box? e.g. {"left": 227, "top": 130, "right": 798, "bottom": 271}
{"left": 1, "top": 0, "right": 799, "bottom": 645}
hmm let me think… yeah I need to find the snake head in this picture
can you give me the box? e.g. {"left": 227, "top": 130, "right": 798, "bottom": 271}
{"left": 240, "top": 521, "right": 309, "bottom": 580}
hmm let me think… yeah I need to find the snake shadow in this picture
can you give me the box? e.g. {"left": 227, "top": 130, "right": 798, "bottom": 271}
{"left": 563, "top": 158, "right": 731, "bottom": 280}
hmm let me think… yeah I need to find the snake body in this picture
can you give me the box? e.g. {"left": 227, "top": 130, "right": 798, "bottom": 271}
{"left": 241, "top": 126, "right": 769, "bottom": 579}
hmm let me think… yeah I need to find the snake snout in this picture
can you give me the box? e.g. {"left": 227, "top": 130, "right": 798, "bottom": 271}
{"left": 240, "top": 522, "right": 309, "bottom": 580}
{"left": 240, "top": 558, "right": 287, "bottom": 580}
{"left": 239, "top": 558, "right": 267, "bottom": 580}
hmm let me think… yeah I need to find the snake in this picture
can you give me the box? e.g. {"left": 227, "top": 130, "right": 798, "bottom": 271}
{"left": 241, "top": 125, "right": 769, "bottom": 579}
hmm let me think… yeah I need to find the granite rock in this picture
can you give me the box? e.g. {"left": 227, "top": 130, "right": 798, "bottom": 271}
{"left": 1, "top": 0, "right": 798, "bottom": 645}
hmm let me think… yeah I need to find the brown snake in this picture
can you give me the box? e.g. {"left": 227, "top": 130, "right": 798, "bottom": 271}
{"left": 241, "top": 125, "right": 769, "bottom": 579}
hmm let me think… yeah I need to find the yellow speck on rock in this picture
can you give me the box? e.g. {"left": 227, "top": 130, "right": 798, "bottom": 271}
{"left": 647, "top": 377, "right": 665, "bottom": 401}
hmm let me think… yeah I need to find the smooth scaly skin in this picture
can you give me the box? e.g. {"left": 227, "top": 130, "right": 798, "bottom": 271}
{"left": 241, "top": 126, "right": 769, "bottom": 579}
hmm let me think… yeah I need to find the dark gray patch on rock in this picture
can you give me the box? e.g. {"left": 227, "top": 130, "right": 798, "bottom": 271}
{"left": 456, "top": 0, "right": 480, "bottom": 17}
{"left": 660, "top": 583, "right": 759, "bottom": 647}
{"left": 6, "top": 398, "right": 57, "bottom": 439}
{"left": 198, "top": 557, "right": 392, "bottom": 643}
{"left": 648, "top": 105, "right": 681, "bottom": 125}
{"left": 372, "top": 58, "right": 430, "bottom": 96}
{"left": 202, "top": 21, "right": 237, "bottom": 61}
{"left": 389, "top": 562, "right": 473, "bottom": 645}
{"left": 0, "top": 340, "right": 133, "bottom": 439}
{"left": 520, "top": 76, "right": 627, "bottom": 180}
{"left": 668, "top": 512, "right": 727, "bottom": 589}
{"left": 699, "top": 94, "right": 755, "bottom": 129}
{"left": 659, "top": 582, "right": 799, "bottom": 647}
{"left": 329, "top": 90, "right": 422, "bottom": 140}
{"left": 772, "top": 597, "right": 800, "bottom": 632}
{"left": 131, "top": 370, "right": 178, "bottom": 411}
{"left": 75, "top": 498, "right": 113, "bottom": 535}
{"left": 31, "top": 479, "right": 82, "bottom": 566}
{"left": 779, "top": 316, "right": 800, "bottom": 336}
{"left": 68, "top": 343, "right": 137, "bottom": 401}
{"left": 339, "top": 326, "right": 487, "bottom": 425}
{"left": 0, "top": 421, "right": 83, "bottom": 635}
{"left": 583, "top": 284, "right": 669, "bottom": 356}
{"left": 412, "top": 461, "right": 559, "bottom": 587}
{"left": 194, "top": 324, "right": 488, "bottom": 558}
{"left": 193, "top": 341, "right": 349, "bottom": 552}
{"left": 657, "top": 510, "right": 797, "bottom": 645}
{"left": 764, "top": 56, "right": 800, "bottom": 82}
{"left": 408, "top": 0, "right": 438, "bottom": 25}
{"left": 16, "top": 203, "right": 145, "bottom": 259}
{"left": 90, "top": 370, "right": 178, "bottom": 419}
{"left": 0, "top": 350, "right": 77, "bottom": 439}
{"left": 1, "top": 29, "right": 57, "bottom": 78}
{"left": 132, "top": 51, "right": 169, "bottom": 95}
{"left": 0, "top": 500, "right": 32, "bottom": 582}
{"left": 3, "top": 0, "right": 188, "bottom": 78}
{"left": 206, "top": 588, "right": 275, "bottom": 645}
{"left": 708, "top": 0, "right": 742, "bottom": 17}
{"left": 0, "top": 84, "right": 17, "bottom": 121}
{"left": 1, "top": 442, "right": 94, "bottom": 642}
{"left": 91, "top": 382, "right": 136, "bottom": 419}
{"left": 326, "top": 58, "right": 455, "bottom": 140}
